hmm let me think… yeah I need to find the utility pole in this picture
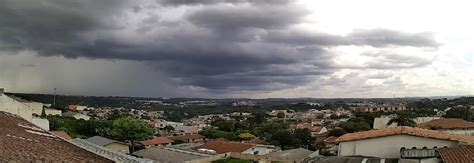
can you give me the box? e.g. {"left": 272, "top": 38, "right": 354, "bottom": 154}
{"left": 53, "top": 88, "right": 57, "bottom": 106}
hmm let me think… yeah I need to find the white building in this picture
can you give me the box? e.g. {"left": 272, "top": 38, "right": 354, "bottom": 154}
{"left": 336, "top": 126, "right": 474, "bottom": 159}
{"left": 417, "top": 118, "right": 474, "bottom": 135}
{"left": 0, "top": 88, "right": 50, "bottom": 130}
{"left": 242, "top": 144, "right": 280, "bottom": 155}
{"left": 63, "top": 112, "right": 91, "bottom": 120}
{"left": 44, "top": 107, "right": 62, "bottom": 116}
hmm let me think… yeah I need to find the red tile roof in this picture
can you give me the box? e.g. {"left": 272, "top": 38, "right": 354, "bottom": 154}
{"left": 438, "top": 145, "right": 474, "bottom": 163}
{"left": 196, "top": 140, "right": 255, "bottom": 154}
{"left": 324, "top": 136, "right": 338, "bottom": 144}
{"left": 51, "top": 131, "right": 72, "bottom": 140}
{"left": 336, "top": 126, "right": 474, "bottom": 144}
{"left": 417, "top": 118, "right": 474, "bottom": 130}
{"left": 0, "top": 111, "right": 112, "bottom": 162}
{"left": 141, "top": 136, "right": 174, "bottom": 146}
{"left": 170, "top": 134, "right": 205, "bottom": 141}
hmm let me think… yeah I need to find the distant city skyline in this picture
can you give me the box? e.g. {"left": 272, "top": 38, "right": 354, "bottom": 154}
{"left": 1, "top": 0, "right": 473, "bottom": 98}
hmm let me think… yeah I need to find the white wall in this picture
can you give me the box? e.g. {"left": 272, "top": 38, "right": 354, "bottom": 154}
{"left": 31, "top": 117, "right": 50, "bottom": 131}
{"left": 0, "top": 94, "right": 33, "bottom": 121}
{"left": 23, "top": 102, "right": 44, "bottom": 115}
{"left": 338, "top": 135, "right": 458, "bottom": 158}
{"left": 242, "top": 146, "right": 278, "bottom": 155}
{"left": 45, "top": 108, "right": 62, "bottom": 116}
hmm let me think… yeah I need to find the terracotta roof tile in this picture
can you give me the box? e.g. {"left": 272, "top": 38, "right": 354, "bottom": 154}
{"left": 141, "top": 136, "right": 174, "bottom": 146}
{"left": 417, "top": 119, "right": 474, "bottom": 130}
{"left": 0, "top": 111, "right": 112, "bottom": 162}
{"left": 336, "top": 126, "right": 474, "bottom": 144}
{"left": 438, "top": 145, "right": 474, "bottom": 163}
{"left": 196, "top": 140, "right": 255, "bottom": 154}
{"left": 170, "top": 134, "right": 204, "bottom": 141}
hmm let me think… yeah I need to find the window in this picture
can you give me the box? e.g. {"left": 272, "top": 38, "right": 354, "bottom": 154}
{"left": 412, "top": 147, "right": 417, "bottom": 149}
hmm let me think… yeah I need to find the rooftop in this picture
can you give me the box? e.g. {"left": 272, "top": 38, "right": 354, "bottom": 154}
{"left": 438, "top": 145, "right": 474, "bottom": 163}
{"left": 196, "top": 140, "right": 255, "bottom": 154}
{"left": 141, "top": 136, "right": 174, "bottom": 146}
{"left": 265, "top": 148, "right": 313, "bottom": 162}
{"left": 86, "top": 136, "right": 127, "bottom": 146}
{"left": 134, "top": 147, "right": 211, "bottom": 162}
{"left": 170, "top": 134, "right": 205, "bottom": 141}
{"left": 417, "top": 118, "right": 474, "bottom": 130}
{"left": 336, "top": 126, "right": 474, "bottom": 144}
{"left": 0, "top": 111, "right": 111, "bottom": 162}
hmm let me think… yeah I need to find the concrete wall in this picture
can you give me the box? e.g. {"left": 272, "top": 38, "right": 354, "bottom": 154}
{"left": 242, "top": 146, "right": 278, "bottom": 155}
{"left": 338, "top": 135, "right": 458, "bottom": 158}
{"left": 0, "top": 94, "right": 33, "bottom": 121}
{"left": 105, "top": 143, "right": 130, "bottom": 154}
{"left": 23, "top": 102, "right": 43, "bottom": 115}
{"left": 31, "top": 117, "right": 50, "bottom": 131}
{"left": 45, "top": 108, "right": 62, "bottom": 116}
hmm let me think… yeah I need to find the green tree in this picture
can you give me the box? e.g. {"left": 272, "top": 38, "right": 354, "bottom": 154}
{"left": 444, "top": 106, "right": 473, "bottom": 121}
{"left": 111, "top": 117, "right": 154, "bottom": 152}
{"left": 293, "top": 128, "right": 315, "bottom": 149}
{"left": 327, "top": 128, "right": 347, "bottom": 137}
{"left": 387, "top": 112, "right": 416, "bottom": 127}
{"left": 269, "top": 130, "right": 294, "bottom": 149}
{"left": 239, "top": 133, "right": 256, "bottom": 140}
{"left": 163, "top": 125, "right": 175, "bottom": 135}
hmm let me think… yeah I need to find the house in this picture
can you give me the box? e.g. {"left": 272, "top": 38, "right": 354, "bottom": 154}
{"left": 417, "top": 118, "right": 474, "bottom": 135}
{"left": 0, "top": 111, "right": 112, "bottom": 162}
{"left": 296, "top": 123, "right": 328, "bottom": 136}
{"left": 63, "top": 112, "right": 91, "bottom": 120}
{"left": 156, "top": 119, "right": 184, "bottom": 129}
{"left": 353, "top": 103, "right": 410, "bottom": 113}
{"left": 264, "top": 148, "right": 314, "bottom": 163}
{"left": 336, "top": 126, "right": 474, "bottom": 159}
{"left": 196, "top": 140, "right": 279, "bottom": 155}
{"left": 68, "top": 105, "right": 88, "bottom": 112}
{"left": 86, "top": 136, "right": 130, "bottom": 153}
{"left": 141, "top": 136, "right": 174, "bottom": 148}
{"left": 170, "top": 134, "right": 205, "bottom": 143}
{"left": 44, "top": 107, "right": 62, "bottom": 116}
{"left": 133, "top": 147, "right": 213, "bottom": 163}
{"left": 72, "top": 138, "right": 152, "bottom": 162}
{"left": 51, "top": 130, "right": 72, "bottom": 140}
{"left": 175, "top": 125, "right": 200, "bottom": 135}
{"left": 438, "top": 145, "right": 474, "bottom": 163}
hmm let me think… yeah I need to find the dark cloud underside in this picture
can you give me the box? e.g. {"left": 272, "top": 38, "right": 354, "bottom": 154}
{"left": 0, "top": 0, "right": 439, "bottom": 93}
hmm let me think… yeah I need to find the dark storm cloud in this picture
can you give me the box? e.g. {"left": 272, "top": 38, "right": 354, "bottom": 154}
{"left": 0, "top": 0, "right": 440, "bottom": 93}
{"left": 157, "top": 0, "right": 292, "bottom": 6}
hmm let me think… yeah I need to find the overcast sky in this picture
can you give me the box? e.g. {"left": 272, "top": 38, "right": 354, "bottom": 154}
{"left": 0, "top": 0, "right": 473, "bottom": 98}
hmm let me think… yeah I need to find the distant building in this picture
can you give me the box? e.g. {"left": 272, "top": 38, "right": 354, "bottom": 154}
{"left": 336, "top": 126, "right": 474, "bottom": 159}
{"left": 0, "top": 111, "right": 111, "bottom": 162}
{"left": 353, "top": 104, "right": 410, "bottom": 113}
{"left": 170, "top": 134, "right": 205, "bottom": 143}
{"left": 417, "top": 118, "right": 474, "bottom": 135}
{"left": 63, "top": 112, "right": 91, "bottom": 120}
{"left": 44, "top": 107, "right": 62, "bottom": 116}
{"left": 86, "top": 136, "right": 130, "bottom": 154}
{"left": 141, "top": 136, "right": 174, "bottom": 148}
{"left": 196, "top": 140, "right": 279, "bottom": 155}
{"left": 68, "top": 105, "right": 88, "bottom": 112}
